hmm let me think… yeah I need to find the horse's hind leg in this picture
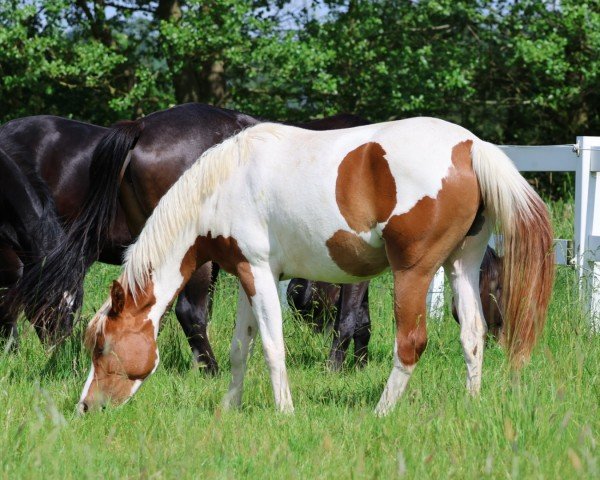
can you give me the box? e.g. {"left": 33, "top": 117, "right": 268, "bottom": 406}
{"left": 328, "top": 281, "right": 370, "bottom": 370}
{"left": 327, "top": 283, "right": 358, "bottom": 370}
{"left": 353, "top": 282, "right": 371, "bottom": 368}
{"left": 0, "top": 303, "right": 18, "bottom": 351}
{"left": 175, "top": 262, "right": 219, "bottom": 375}
{"left": 375, "top": 268, "right": 432, "bottom": 416}
{"left": 444, "top": 225, "right": 491, "bottom": 395}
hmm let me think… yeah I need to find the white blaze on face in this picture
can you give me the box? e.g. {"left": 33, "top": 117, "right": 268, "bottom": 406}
{"left": 129, "top": 379, "right": 144, "bottom": 398}
{"left": 77, "top": 363, "right": 96, "bottom": 413}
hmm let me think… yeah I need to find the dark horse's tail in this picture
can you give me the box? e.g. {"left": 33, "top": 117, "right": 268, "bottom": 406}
{"left": 9, "top": 122, "right": 143, "bottom": 343}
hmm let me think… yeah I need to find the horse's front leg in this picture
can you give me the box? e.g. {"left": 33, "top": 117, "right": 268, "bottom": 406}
{"left": 222, "top": 287, "right": 257, "bottom": 409}
{"left": 175, "top": 262, "right": 219, "bottom": 375}
{"left": 250, "top": 265, "right": 294, "bottom": 413}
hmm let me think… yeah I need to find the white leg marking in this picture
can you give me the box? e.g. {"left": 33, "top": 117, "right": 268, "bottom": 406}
{"left": 374, "top": 342, "right": 414, "bottom": 416}
{"left": 223, "top": 288, "right": 257, "bottom": 410}
{"left": 444, "top": 223, "right": 491, "bottom": 395}
{"left": 251, "top": 266, "right": 294, "bottom": 413}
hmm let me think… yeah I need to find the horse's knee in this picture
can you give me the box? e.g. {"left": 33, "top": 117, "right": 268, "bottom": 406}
{"left": 397, "top": 325, "right": 428, "bottom": 367}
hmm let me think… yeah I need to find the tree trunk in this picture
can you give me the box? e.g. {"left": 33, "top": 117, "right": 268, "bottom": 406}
{"left": 156, "top": 0, "right": 226, "bottom": 105}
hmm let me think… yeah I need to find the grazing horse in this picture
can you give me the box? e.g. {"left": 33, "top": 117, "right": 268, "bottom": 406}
{"left": 0, "top": 146, "right": 66, "bottom": 344}
{"left": 6, "top": 105, "right": 371, "bottom": 369}
{"left": 78, "top": 118, "right": 554, "bottom": 414}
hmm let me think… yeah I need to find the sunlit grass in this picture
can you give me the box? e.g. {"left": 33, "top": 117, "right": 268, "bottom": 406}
{"left": 0, "top": 201, "right": 597, "bottom": 478}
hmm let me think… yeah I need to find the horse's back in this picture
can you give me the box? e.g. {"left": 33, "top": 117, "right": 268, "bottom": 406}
{"left": 129, "top": 103, "right": 261, "bottom": 212}
{"left": 233, "top": 118, "right": 481, "bottom": 281}
{"left": 0, "top": 115, "right": 107, "bottom": 218}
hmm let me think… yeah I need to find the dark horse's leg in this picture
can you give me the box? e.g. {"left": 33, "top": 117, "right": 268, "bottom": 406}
{"left": 175, "top": 262, "right": 220, "bottom": 375}
{"left": 0, "top": 242, "right": 22, "bottom": 349}
{"left": 286, "top": 279, "right": 315, "bottom": 321}
{"left": 327, "top": 281, "right": 370, "bottom": 371}
{"left": 352, "top": 283, "right": 371, "bottom": 368}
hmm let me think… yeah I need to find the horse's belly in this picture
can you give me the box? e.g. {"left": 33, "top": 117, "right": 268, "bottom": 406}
{"left": 277, "top": 227, "right": 389, "bottom": 283}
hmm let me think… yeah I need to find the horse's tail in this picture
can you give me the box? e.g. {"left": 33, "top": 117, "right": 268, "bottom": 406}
{"left": 471, "top": 140, "right": 554, "bottom": 366}
{"left": 69, "top": 120, "right": 143, "bottom": 263}
{"left": 0, "top": 147, "right": 63, "bottom": 258}
{"left": 9, "top": 121, "right": 142, "bottom": 340}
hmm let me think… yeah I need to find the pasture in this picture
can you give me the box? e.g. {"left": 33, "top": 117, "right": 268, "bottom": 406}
{"left": 1, "top": 199, "right": 597, "bottom": 479}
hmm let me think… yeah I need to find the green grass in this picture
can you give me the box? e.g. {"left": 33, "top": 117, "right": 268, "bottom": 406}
{"left": 0, "top": 202, "right": 598, "bottom": 479}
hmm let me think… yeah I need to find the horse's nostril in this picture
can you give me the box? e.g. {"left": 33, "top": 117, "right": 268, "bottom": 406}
{"left": 77, "top": 401, "right": 89, "bottom": 414}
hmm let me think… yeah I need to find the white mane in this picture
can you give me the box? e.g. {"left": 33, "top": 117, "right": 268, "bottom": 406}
{"left": 120, "top": 122, "right": 282, "bottom": 297}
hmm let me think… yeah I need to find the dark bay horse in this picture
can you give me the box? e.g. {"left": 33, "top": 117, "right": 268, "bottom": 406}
{"left": 0, "top": 109, "right": 253, "bottom": 358}
{"left": 6, "top": 105, "right": 371, "bottom": 370}
{"left": 0, "top": 146, "right": 65, "bottom": 345}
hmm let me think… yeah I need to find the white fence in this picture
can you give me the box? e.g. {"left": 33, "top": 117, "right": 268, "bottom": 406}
{"left": 427, "top": 136, "right": 600, "bottom": 330}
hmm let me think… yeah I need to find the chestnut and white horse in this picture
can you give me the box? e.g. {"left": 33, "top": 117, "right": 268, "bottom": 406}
{"left": 78, "top": 117, "right": 554, "bottom": 415}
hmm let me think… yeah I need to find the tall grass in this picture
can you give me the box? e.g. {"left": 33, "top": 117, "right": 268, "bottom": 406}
{"left": 0, "top": 201, "right": 597, "bottom": 479}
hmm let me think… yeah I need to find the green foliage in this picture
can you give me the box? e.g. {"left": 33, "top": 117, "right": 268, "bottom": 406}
{"left": 1, "top": 0, "right": 598, "bottom": 190}
{"left": 0, "top": 0, "right": 129, "bottom": 124}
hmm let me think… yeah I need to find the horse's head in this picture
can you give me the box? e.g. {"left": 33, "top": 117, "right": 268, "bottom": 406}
{"left": 78, "top": 279, "right": 158, "bottom": 412}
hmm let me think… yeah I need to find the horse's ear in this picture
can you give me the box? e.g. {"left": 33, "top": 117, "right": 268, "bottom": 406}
{"left": 110, "top": 280, "right": 126, "bottom": 316}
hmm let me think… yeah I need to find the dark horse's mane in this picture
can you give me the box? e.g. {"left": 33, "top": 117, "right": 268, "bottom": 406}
{"left": 0, "top": 145, "right": 66, "bottom": 339}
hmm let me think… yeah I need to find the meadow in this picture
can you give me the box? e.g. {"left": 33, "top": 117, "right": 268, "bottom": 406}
{"left": 0, "top": 199, "right": 598, "bottom": 479}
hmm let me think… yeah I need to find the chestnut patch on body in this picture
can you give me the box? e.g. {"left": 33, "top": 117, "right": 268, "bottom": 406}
{"left": 382, "top": 140, "right": 479, "bottom": 270}
{"left": 382, "top": 140, "right": 479, "bottom": 367}
{"left": 326, "top": 230, "right": 388, "bottom": 277}
{"left": 327, "top": 142, "right": 397, "bottom": 277}
{"left": 190, "top": 232, "right": 256, "bottom": 301}
{"left": 335, "top": 142, "right": 397, "bottom": 233}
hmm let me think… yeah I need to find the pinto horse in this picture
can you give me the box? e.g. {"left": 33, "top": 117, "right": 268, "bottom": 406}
{"left": 6, "top": 105, "right": 371, "bottom": 369}
{"left": 79, "top": 118, "right": 554, "bottom": 414}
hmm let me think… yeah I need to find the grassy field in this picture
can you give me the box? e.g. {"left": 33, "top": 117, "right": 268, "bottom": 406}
{"left": 0, "top": 200, "right": 598, "bottom": 479}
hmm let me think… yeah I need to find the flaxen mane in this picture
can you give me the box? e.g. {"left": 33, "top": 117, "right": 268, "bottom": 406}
{"left": 84, "top": 298, "right": 112, "bottom": 351}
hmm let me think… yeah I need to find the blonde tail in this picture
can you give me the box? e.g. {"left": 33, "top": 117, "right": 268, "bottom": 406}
{"left": 472, "top": 141, "right": 555, "bottom": 366}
